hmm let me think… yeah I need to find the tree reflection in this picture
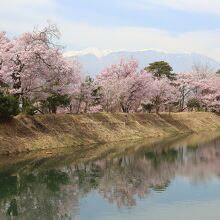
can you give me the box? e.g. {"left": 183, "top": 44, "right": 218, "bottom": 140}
{"left": 1, "top": 135, "right": 220, "bottom": 218}
{"left": 0, "top": 170, "right": 78, "bottom": 220}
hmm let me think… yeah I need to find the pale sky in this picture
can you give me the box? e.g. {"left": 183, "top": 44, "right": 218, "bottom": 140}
{"left": 0, "top": 0, "right": 220, "bottom": 61}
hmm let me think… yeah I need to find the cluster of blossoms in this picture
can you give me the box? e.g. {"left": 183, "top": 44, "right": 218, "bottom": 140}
{"left": 96, "top": 60, "right": 220, "bottom": 113}
{"left": 0, "top": 26, "right": 82, "bottom": 113}
{"left": 1, "top": 26, "right": 220, "bottom": 114}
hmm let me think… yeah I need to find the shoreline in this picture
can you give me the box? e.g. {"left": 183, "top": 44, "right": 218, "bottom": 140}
{"left": 0, "top": 112, "right": 220, "bottom": 155}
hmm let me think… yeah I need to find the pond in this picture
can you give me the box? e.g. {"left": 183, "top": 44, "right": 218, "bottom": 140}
{"left": 1, "top": 133, "right": 220, "bottom": 219}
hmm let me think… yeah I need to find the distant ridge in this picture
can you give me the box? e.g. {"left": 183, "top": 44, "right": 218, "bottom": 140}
{"left": 65, "top": 48, "right": 220, "bottom": 76}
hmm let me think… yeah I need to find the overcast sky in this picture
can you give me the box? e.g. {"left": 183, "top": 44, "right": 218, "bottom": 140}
{"left": 1, "top": 0, "right": 220, "bottom": 61}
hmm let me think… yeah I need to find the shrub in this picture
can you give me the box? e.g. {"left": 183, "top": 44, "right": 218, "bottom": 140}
{"left": 0, "top": 93, "right": 19, "bottom": 119}
{"left": 141, "top": 103, "right": 154, "bottom": 113}
{"left": 187, "top": 98, "right": 201, "bottom": 111}
{"left": 22, "top": 100, "right": 37, "bottom": 115}
{"left": 44, "top": 94, "right": 71, "bottom": 114}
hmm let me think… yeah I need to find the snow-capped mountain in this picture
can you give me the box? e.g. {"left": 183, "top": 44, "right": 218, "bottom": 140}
{"left": 65, "top": 48, "right": 220, "bottom": 77}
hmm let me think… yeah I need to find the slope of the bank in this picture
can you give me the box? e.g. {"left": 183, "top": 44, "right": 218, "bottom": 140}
{"left": 0, "top": 112, "right": 220, "bottom": 155}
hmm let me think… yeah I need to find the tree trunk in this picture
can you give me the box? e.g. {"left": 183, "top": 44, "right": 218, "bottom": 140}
{"left": 76, "top": 99, "right": 82, "bottom": 114}
{"left": 69, "top": 104, "right": 72, "bottom": 113}
{"left": 121, "top": 104, "right": 129, "bottom": 113}
{"left": 156, "top": 106, "right": 160, "bottom": 114}
{"left": 51, "top": 105, "right": 57, "bottom": 114}
{"left": 168, "top": 105, "right": 171, "bottom": 118}
{"left": 84, "top": 101, "right": 88, "bottom": 113}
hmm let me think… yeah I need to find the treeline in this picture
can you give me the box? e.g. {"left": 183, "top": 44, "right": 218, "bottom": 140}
{"left": 0, "top": 24, "right": 220, "bottom": 119}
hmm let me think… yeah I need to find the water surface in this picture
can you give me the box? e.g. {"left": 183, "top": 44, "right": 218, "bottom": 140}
{"left": 1, "top": 133, "right": 220, "bottom": 219}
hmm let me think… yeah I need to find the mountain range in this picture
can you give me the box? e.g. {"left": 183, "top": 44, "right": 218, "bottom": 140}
{"left": 65, "top": 48, "right": 220, "bottom": 77}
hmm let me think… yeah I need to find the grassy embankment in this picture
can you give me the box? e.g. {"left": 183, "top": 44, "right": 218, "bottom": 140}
{"left": 0, "top": 112, "right": 220, "bottom": 155}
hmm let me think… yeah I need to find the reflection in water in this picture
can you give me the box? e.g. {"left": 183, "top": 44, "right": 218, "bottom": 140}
{"left": 1, "top": 134, "right": 220, "bottom": 219}
{"left": 0, "top": 169, "right": 79, "bottom": 220}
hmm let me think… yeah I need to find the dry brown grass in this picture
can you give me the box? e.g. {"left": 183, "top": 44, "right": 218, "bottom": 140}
{"left": 0, "top": 112, "right": 220, "bottom": 155}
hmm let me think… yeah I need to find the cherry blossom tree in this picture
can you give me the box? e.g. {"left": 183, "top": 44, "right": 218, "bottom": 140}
{"left": 173, "top": 73, "right": 197, "bottom": 111}
{"left": 74, "top": 76, "right": 100, "bottom": 113}
{"left": 97, "top": 59, "right": 179, "bottom": 114}
{"left": 2, "top": 25, "right": 220, "bottom": 115}
{"left": 196, "top": 75, "right": 220, "bottom": 111}
{"left": 97, "top": 59, "right": 152, "bottom": 113}
{"left": 0, "top": 31, "right": 12, "bottom": 89}
{"left": 0, "top": 25, "right": 81, "bottom": 113}
{"left": 146, "top": 77, "right": 177, "bottom": 114}
{"left": 173, "top": 71, "right": 214, "bottom": 111}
